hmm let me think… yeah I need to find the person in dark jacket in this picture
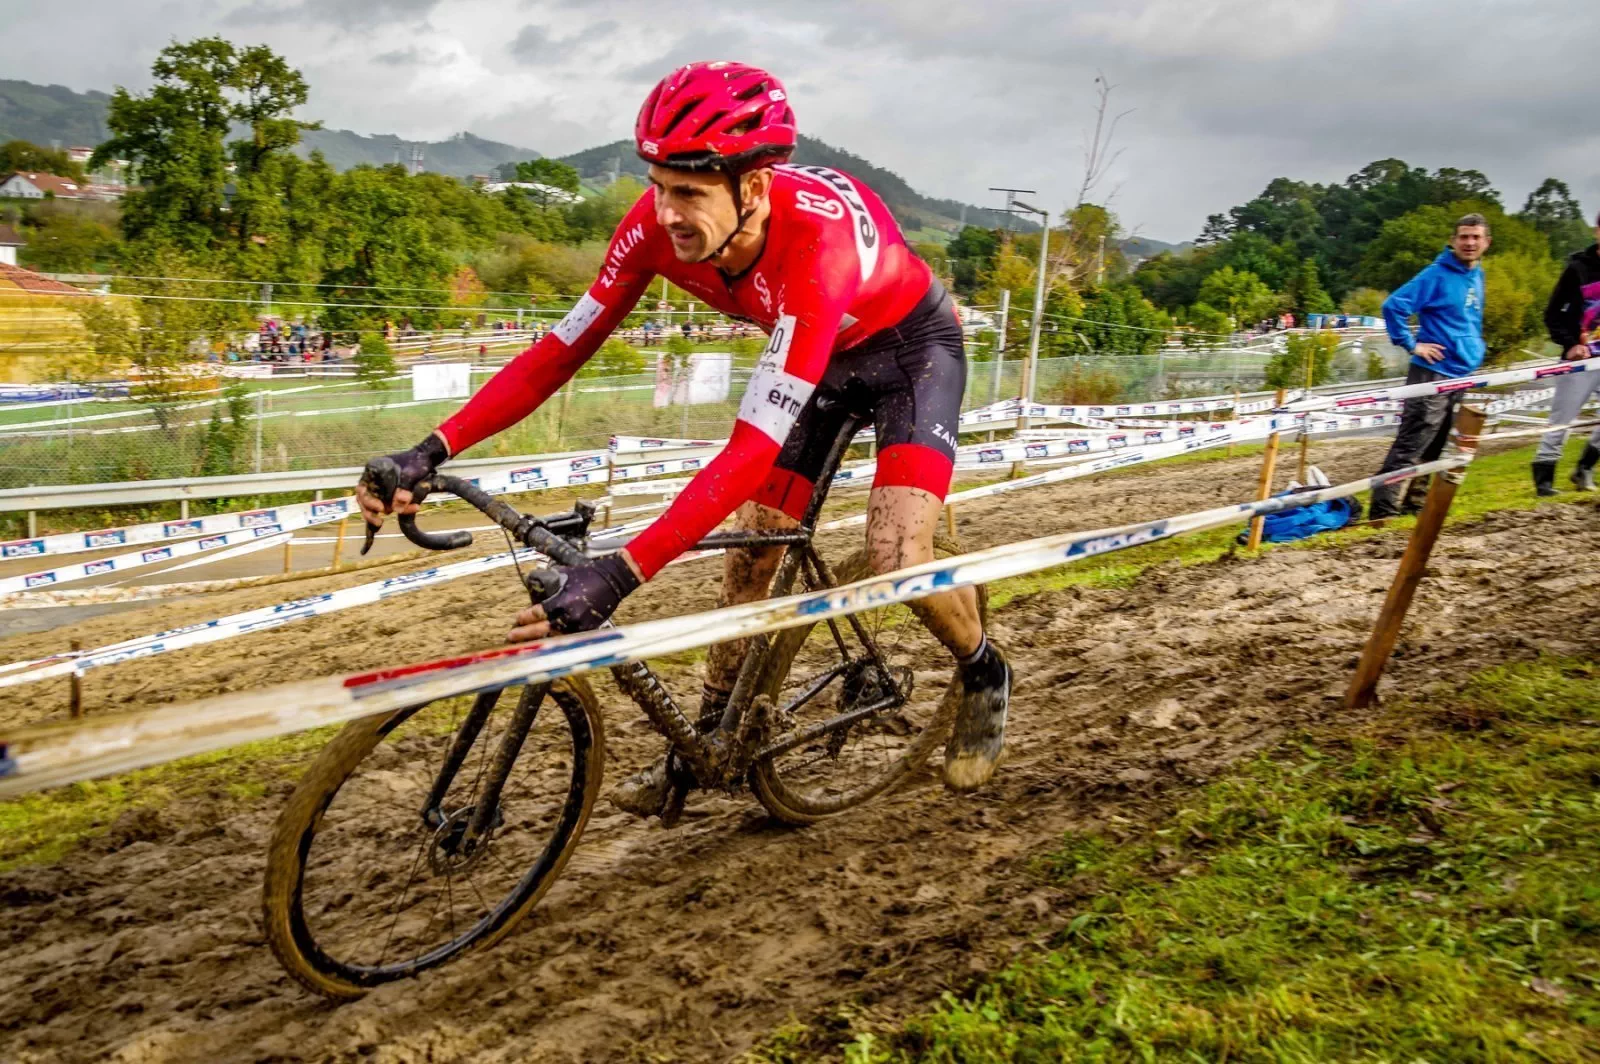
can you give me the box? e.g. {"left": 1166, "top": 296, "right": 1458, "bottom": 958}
{"left": 1368, "top": 213, "right": 1490, "bottom": 518}
{"left": 1532, "top": 211, "right": 1600, "bottom": 494}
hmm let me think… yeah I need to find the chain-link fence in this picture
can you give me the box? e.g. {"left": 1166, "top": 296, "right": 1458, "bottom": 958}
{"left": 0, "top": 337, "right": 1410, "bottom": 491}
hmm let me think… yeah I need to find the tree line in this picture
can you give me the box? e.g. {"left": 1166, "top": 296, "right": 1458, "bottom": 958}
{"left": 939, "top": 159, "right": 1590, "bottom": 365}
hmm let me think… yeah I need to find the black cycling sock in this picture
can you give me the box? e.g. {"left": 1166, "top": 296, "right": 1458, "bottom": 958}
{"left": 957, "top": 637, "right": 1006, "bottom": 690}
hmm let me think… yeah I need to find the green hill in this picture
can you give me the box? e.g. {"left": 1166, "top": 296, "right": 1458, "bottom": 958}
{"left": 0, "top": 78, "right": 538, "bottom": 177}
{"left": 0, "top": 79, "right": 112, "bottom": 149}
{"left": 558, "top": 136, "right": 1036, "bottom": 239}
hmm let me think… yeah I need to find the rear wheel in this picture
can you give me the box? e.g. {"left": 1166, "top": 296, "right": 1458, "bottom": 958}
{"left": 262, "top": 677, "right": 603, "bottom": 998}
{"left": 749, "top": 534, "right": 985, "bottom": 825}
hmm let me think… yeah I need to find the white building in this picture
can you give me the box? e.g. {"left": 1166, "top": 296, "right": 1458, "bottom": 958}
{"left": 0, "top": 171, "right": 86, "bottom": 199}
{"left": 477, "top": 181, "right": 582, "bottom": 204}
{"left": 0, "top": 224, "right": 22, "bottom": 267}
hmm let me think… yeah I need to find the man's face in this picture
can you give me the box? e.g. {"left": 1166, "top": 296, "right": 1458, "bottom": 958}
{"left": 1452, "top": 225, "right": 1490, "bottom": 264}
{"left": 649, "top": 165, "right": 739, "bottom": 262}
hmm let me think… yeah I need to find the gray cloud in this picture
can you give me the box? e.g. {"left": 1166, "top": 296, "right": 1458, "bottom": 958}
{"left": 508, "top": 19, "right": 619, "bottom": 66}
{"left": 226, "top": 0, "right": 439, "bottom": 30}
{"left": 4, "top": 0, "right": 1594, "bottom": 242}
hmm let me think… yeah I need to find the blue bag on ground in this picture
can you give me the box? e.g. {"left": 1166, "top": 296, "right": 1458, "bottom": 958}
{"left": 1237, "top": 493, "right": 1360, "bottom": 544}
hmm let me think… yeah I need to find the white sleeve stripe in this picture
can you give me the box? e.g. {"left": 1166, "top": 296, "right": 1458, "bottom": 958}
{"left": 738, "top": 368, "right": 815, "bottom": 446}
{"left": 553, "top": 292, "right": 606, "bottom": 346}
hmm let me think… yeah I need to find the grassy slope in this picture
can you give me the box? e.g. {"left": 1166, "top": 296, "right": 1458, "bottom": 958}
{"left": 771, "top": 657, "right": 1600, "bottom": 1063}
{"left": 752, "top": 440, "right": 1600, "bottom": 1063}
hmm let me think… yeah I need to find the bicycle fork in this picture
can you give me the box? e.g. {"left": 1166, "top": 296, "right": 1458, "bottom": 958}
{"left": 420, "top": 683, "right": 550, "bottom": 853}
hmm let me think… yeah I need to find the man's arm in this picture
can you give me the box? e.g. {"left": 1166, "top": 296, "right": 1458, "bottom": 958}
{"left": 624, "top": 245, "right": 860, "bottom": 579}
{"left": 1543, "top": 261, "right": 1584, "bottom": 353}
{"left": 436, "top": 201, "right": 657, "bottom": 455}
{"left": 1381, "top": 270, "right": 1429, "bottom": 354}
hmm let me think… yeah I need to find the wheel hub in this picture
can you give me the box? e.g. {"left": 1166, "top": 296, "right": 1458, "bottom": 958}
{"left": 427, "top": 804, "right": 501, "bottom": 875}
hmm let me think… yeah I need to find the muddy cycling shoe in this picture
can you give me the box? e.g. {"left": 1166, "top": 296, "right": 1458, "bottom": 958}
{"left": 609, "top": 756, "right": 673, "bottom": 818}
{"left": 943, "top": 641, "right": 1012, "bottom": 793}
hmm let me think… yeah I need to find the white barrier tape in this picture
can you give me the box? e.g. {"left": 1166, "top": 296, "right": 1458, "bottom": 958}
{"left": 1281, "top": 359, "right": 1600, "bottom": 413}
{"left": 153, "top": 531, "right": 295, "bottom": 575}
{"left": 0, "top": 496, "right": 358, "bottom": 563}
{"left": 1485, "top": 387, "right": 1556, "bottom": 414}
{"left": 0, "top": 546, "right": 542, "bottom": 689}
{"left": 0, "top": 499, "right": 360, "bottom": 597}
{"left": 0, "top": 451, "right": 1472, "bottom": 794}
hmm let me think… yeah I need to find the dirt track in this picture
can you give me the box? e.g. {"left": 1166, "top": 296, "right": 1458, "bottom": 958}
{"left": 3, "top": 437, "right": 1599, "bottom": 1063}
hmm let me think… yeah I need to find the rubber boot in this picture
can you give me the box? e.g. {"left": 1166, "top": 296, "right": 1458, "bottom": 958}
{"left": 1532, "top": 460, "right": 1558, "bottom": 497}
{"left": 1569, "top": 445, "right": 1600, "bottom": 492}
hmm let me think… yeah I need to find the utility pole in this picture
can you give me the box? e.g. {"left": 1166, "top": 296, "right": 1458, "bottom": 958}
{"left": 1009, "top": 200, "right": 1050, "bottom": 436}
{"left": 988, "top": 186, "right": 1035, "bottom": 234}
{"left": 990, "top": 289, "right": 1010, "bottom": 405}
{"left": 1095, "top": 234, "right": 1106, "bottom": 287}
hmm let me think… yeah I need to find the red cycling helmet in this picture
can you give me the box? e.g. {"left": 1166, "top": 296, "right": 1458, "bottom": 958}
{"left": 635, "top": 61, "right": 797, "bottom": 173}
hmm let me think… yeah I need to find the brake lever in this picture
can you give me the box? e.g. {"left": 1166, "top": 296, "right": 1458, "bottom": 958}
{"left": 357, "top": 456, "right": 401, "bottom": 556}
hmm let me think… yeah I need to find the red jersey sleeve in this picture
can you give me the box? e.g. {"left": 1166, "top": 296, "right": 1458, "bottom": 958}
{"left": 625, "top": 227, "right": 862, "bottom": 578}
{"left": 436, "top": 195, "right": 660, "bottom": 455}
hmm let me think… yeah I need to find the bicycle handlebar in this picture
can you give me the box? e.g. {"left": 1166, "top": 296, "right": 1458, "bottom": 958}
{"left": 358, "top": 457, "right": 591, "bottom": 569}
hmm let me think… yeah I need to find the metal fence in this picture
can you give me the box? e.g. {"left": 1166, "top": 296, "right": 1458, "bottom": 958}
{"left": 0, "top": 338, "right": 1410, "bottom": 493}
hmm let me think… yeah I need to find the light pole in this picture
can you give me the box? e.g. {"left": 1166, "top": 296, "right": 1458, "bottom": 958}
{"left": 1009, "top": 199, "right": 1049, "bottom": 433}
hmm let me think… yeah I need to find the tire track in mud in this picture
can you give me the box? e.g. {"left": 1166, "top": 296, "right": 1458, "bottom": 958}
{"left": 2, "top": 440, "right": 1598, "bottom": 1063}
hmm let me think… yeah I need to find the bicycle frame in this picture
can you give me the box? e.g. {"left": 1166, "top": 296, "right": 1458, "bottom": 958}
{"left": 410, "top": 409, "right": 910, "bottom": 829}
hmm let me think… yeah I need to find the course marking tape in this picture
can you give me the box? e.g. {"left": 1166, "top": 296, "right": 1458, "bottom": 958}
{"left": 0, "top": 451, "right": 1472, "bottom": 794}
{"left": 1281, "top": 358, "right": 1600, "bottom": 413}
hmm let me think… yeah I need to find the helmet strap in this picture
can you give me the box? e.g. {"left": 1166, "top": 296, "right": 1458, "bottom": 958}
{"left": 699, "top": 169, "right": 754, "bottom": 267}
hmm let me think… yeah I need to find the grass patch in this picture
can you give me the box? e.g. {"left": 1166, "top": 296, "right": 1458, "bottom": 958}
{"left": 758, "top": 657, "right": 1600, "bottom": 1061}
{"left": 0, "top": 725, "right": 339, "bottom": 871}
{"left": 984, "top": 436, "right": 1596, "bottom": 610}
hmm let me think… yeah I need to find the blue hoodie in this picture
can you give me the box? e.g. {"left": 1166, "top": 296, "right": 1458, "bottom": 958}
{"left": 1382, "top": 248, "right": 1486, "bottom": 377}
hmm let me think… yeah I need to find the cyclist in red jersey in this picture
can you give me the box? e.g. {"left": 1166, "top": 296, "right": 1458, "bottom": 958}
{"left": 357, "top": 61, "right": 1010, "bottom": 800}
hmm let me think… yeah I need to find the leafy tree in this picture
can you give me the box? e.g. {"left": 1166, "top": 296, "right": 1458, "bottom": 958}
{"left": 1180, "top": 302, "right": 1231, "bottom": 348}
{"left": 1357, "top": 201, "right": 1549, "bottom": 292}
{"left": 913, "top": 241, "right": 950, "bottom": 277}
{"left": 199, "top": 380, "right": 253, "bottom": 476}
{"left": 513, "top": 159, "right": 581, "bottom": 203}
{"left": 92, "top": 37, "right": 317, "bottom": 257}
{"left": 17, "top": 201, "right": 121, "bottom": 272}
{"left": 1283, "top": 258, "right": 1335, "bottom": 319}
{"left": 947, "top": 225, "right": 999, "bottom": 296}
{"left": 1482, "top": 251, "right": 1559, "bottom": 361}
{"left": 1265, "top": 331, "right": 1338, "bottom": 388}
{"left": 1340, "top": 287, "right": 1388, "bottom": 317}
{"left": 1197, "top": 266, "right": 1278, "bottom": 326}
{"left": 1517, "top": 178, "right": 1593, "bottom": 258}
{"left": 0, "top": 140, "right": 86, "bottom": 182}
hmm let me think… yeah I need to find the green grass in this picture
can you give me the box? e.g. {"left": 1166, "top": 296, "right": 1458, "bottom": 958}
{"left": 758, "top": 657, "right": 1600, "bottom": 1062}
{"left": 980, "top": 435, "right": 1598, "bottom": 610}
{"left": 0, "top": 725, "right": 338, "bottom": 871}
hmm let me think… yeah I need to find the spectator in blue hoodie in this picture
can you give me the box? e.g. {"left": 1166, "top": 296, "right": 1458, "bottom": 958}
{"left": 1368, "top": 213, "right": 1490, "bottom": 518}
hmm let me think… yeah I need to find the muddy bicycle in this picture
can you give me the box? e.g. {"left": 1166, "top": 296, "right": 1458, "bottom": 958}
{"left": 262, "top": 413, "right": 986, "bottom": 998}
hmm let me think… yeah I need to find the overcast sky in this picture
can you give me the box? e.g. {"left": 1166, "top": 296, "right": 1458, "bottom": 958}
{"left": 5, "top": 0, "right": 1595, "bottom": 243}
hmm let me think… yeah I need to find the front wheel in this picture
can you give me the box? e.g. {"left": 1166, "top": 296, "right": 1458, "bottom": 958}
{"left": 263, "top": 677, "right": 604, "bottom": 999}
{"left": 749, "top": 534, "right": 986, "bottom": 825}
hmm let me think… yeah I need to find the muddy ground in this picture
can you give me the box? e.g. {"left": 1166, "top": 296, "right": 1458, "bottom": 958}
{"left": 3, "top": 437, "right": 1599, "bottom": 1063}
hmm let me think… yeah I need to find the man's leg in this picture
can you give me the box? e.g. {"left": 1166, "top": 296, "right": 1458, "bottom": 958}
{"left": 1369, "top": 366, "right": 1451, "bottom": 518}
{"left": 864, "top": 485, "right": 982, "bottom": 656}
{"left": 700, "top": 500, "right": 797, "bottom": 724}
{"left": 1401, "top": 395, "right": 1462, "bottom": 512}
{"left": 864, "top": 483, "right": 1006, "bottom": 792}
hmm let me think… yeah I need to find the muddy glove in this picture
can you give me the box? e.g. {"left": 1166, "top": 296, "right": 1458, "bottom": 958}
{"left": 530, "top": 553, "right": 641, "bottom": 634}
{"left": 356, "top": 434, "right": 449, "bottom": 545}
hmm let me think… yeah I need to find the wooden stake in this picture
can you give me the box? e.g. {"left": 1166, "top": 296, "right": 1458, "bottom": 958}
{"left": 1245, "top": 388, "right": 1287, "bottom": 550}
{"left": 330, "top": 519, "right": 347, "bottom": 571}
{"left": 1296, "top": 343, "right": 1316, "bottom": 483}
{"left": 944, "top": 505, "right": 956, "bottom": 536}
{"left": 69, "top": 640, "right": 83, "bottom": 719}
{"left": 283, "top": 537, "right": 293, "bottom": 574}
{"left": 1345, "top": 404, "right": 1486, "bottom": 709}
{"left": 1227, "top": 389, "right": 1239, "bottom": 457}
